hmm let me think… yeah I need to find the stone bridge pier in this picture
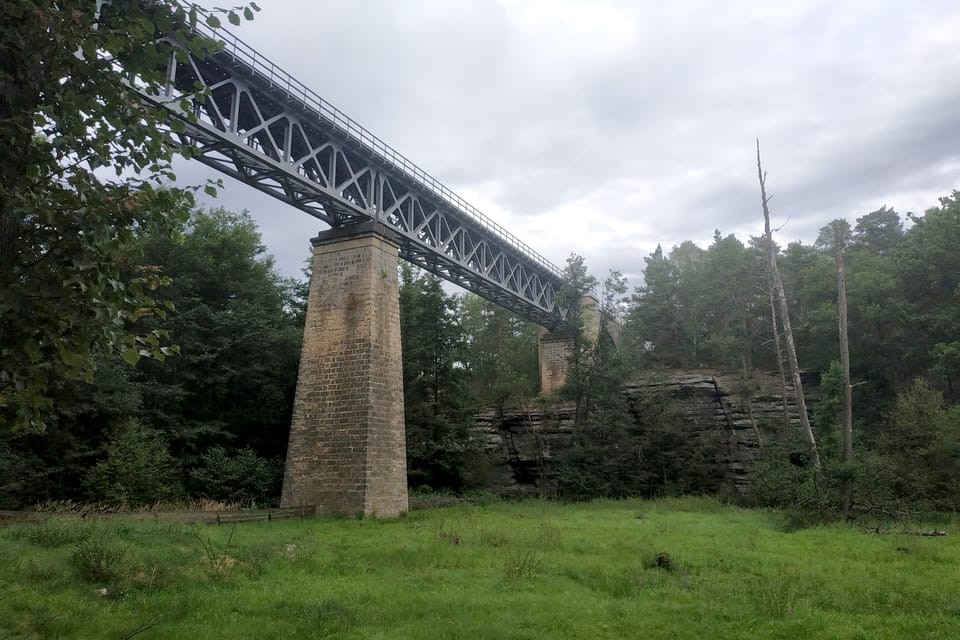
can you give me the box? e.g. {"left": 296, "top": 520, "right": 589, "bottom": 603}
{"left": 281, "top": 222, "right": 408, "bottom": 517}
{"left": 538, "top": 295, "right": 622, "bottom": 396}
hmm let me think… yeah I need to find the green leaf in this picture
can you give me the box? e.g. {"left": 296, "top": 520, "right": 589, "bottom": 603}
{"left": 205, "top": 14, "right": 221, "bottom": 28}
{"left": 122, "top": 349, "right": 141, "bottom": 366}
{"left": 59, "top": 350, "right": 86, "bottom": 369}
{"left": 228, "top": 11, "right": 241, "bottom": 26}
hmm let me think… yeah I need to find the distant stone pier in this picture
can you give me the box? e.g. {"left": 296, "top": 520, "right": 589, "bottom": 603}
{"left": 538, "top": 295, "right": 620, "bottom": 396}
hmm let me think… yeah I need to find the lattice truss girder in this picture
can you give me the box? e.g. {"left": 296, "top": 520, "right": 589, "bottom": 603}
{"left": 146, "top": 43, "right": 565, "bottom": 328}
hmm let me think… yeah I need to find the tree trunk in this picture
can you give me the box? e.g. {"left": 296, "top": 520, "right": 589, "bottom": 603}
{"left": 835, "top": 222, "right": 853, "bottom": 520}
{"left": 756, "top": 140, "right": 822, "bottom": 472}
{"left": 768, "top": 271, "right": 790, "bottom": 435}
{"left": 740, "top": 355, "right": 764, "bottom": 450}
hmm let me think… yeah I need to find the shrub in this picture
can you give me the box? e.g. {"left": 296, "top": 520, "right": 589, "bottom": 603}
{"left": 748, "top": 443, "right": 820, "bottom": 510}
{"left": 85, "top": 420, "right": 183, "bottom": 508}
{"left": 70, "top": 532, "right": 133, "bottom": 584}
{"left": 189, "top": 446, "right": 280, "bottom": 507}
{"left": 867, "top": 378, "right": 960, "bottom": 512}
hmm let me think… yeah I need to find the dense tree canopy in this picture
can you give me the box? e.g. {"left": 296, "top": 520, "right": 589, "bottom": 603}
{"left": 0, "top": 206, "right": 300, "bottom": 508}
{"left": 0, "top": 0, "right": 255, "bottom": 430}
{"left": 132, "top": 207, "right": 302, "bottom": 465}
{"left": 624, "top": 196, "right": 960, "bottom": 414}
{"left": 460, "top": 294, "right": 539, "bottom": 410}
{"left": 398, "top": 265, "right": 482, "bottom": 491}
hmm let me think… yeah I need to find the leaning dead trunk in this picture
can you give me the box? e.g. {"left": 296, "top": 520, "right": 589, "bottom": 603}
{"left": 756, "top": 140, "right": 822, "bottom": 472}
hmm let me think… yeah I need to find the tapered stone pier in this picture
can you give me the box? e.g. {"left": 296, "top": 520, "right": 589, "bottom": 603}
{"left": 281, "top": 222, "right": 408, "bottom": 517}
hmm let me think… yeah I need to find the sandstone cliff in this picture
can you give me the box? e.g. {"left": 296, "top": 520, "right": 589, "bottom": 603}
{"left": 471, "top": 368, "right": 816, "bottom": 496}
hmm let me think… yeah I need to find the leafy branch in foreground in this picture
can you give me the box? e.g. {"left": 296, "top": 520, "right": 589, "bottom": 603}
{"left": 0, "top": 1, "right": 257, "bottom": 430}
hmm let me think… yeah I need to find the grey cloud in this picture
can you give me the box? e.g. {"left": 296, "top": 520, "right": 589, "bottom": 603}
{"left": 181, "top": 0, "right": 960, "bottom": 283}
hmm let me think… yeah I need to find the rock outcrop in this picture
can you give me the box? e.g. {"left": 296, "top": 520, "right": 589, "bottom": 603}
{"left": 471, "top": 368, "right": 817, "bottom": 496}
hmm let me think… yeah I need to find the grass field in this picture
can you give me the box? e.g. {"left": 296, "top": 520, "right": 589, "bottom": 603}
{"left": 1, "top": 497, "right": 958, "bottom": 639}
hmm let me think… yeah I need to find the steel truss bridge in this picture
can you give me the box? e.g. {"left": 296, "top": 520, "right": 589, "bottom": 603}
{"left": 143, "top": 18, "right": 568, "bottom": 328}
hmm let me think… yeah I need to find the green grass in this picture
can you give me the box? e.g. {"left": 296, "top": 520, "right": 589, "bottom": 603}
{"left": 1, "top": 497, "right": 958, "bottom": 639}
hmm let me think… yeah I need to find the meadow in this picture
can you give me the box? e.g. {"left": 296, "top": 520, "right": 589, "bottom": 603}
{"left": 1, "top": 497, "right": 957, "bottom": 639}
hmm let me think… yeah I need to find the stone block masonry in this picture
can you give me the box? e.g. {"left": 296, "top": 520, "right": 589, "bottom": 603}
{"left": 538, "top": 328, "right": 571, "bottom": 397}
{"left": 537, "top": 295, "right": 602, "bottom": 396}
{"left": 280, "top": 222, "right": 408, "bottom": 517}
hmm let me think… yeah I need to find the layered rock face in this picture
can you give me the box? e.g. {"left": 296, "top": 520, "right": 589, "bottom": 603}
{"left": 471, "top": 369, "right": 815, "bottom": 496}
{"left": 472, "top": 400, "right": 576, "bottom": 497}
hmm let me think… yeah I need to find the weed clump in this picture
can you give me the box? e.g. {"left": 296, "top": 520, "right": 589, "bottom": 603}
{"left": 478, "top": 528, "right": 509, "bottom": 547}
{"left": 195, "top": 526, "right": 240, "bottom": 578}
{"left": 503, "top": 549, "right": 543, "bottom": 582}
{"left": 70, "top": 533, "right": 133, "bottom": 584}
{"left": 438, "top": 530, "right": 462, "bottom": 545}
{"left": 436, "top": 519, "right": 463, "bottom": 544}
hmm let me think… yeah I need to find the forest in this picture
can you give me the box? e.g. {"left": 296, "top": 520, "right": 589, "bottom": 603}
{"left": 3, "top": 192, "right": 960, "bottom": 519}
{"left": 2, "top": 0, "right": 958, "bottom": 519}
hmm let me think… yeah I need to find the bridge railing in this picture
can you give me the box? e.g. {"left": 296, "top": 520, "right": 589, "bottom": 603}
{"left": 188, "top": 17, "right": 564, "bottom": 281}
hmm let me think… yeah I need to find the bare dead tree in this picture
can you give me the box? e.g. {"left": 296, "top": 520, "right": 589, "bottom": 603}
{"left": 834, "top": 221, "right": 853, "bottom": 519}
{"left": 756, "top": 140, "right": 822, "bottom": 471}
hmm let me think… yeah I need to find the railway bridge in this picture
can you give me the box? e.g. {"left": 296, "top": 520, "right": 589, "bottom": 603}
{"left": 145, "top": 15, "right": 616, "bottom": 517}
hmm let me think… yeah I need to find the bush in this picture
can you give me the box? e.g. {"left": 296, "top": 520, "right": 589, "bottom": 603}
{"left": 748, "top": 377, "right": 960, "bottom": 523}
{"left": 866, "top": 378, "right": 960, "bottom": 512}
{"left": 749, "top": 443, "right": 819, "bottom": 510}
{"left": 189, "top": 446, "right": 280, "bottom": 507}
{"left": 85, "top": 420, "right": 183, "bottom": 508}
{"left": 70, "top": 532, "right": 132, "bottom": 584}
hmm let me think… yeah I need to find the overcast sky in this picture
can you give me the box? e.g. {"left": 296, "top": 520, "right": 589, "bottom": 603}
{"left": 178, "top": 0, "right": 960, "bottom": 286}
